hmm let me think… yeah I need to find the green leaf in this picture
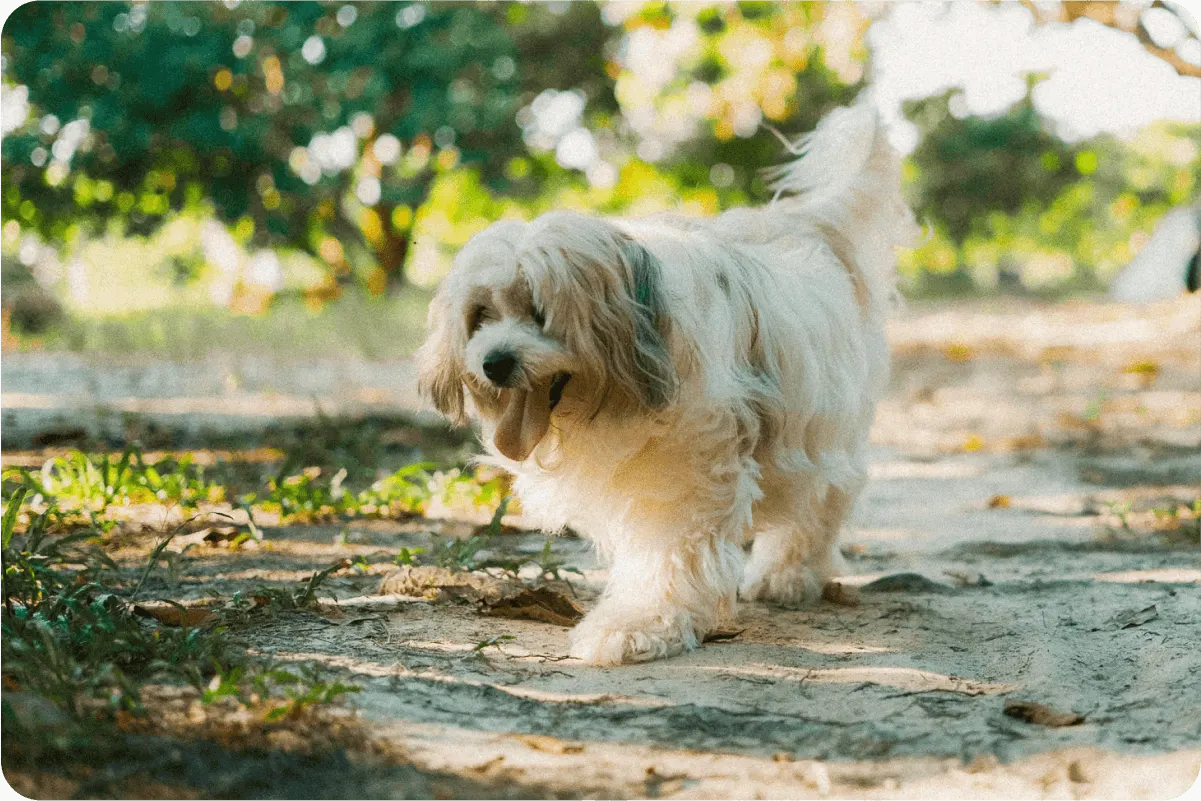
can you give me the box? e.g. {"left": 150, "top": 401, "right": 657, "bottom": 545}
{"left": 2, "top": 486, "right": 29, "bottom": 549}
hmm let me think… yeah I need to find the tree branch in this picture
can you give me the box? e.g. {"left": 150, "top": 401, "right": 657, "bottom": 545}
{"left": 1016, "top": 0, "right": 1201, "bottom": 79}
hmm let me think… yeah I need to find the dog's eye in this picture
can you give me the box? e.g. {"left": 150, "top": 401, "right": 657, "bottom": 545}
{"left": 532, "top": 308, "right": 546, "bottom": 328}
{"left": 468, "top": 305, "right": 494, "bottom": 334}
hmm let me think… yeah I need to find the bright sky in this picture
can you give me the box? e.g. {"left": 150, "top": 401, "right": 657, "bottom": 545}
{"left": 868, "top": 2, "right": 1201, "bottom": 153}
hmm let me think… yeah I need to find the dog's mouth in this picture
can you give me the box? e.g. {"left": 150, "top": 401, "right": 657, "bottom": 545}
{"left": 493, "top": 372, "right": 571, "bottom": 462}
{"left": 548, "top": 371, "right": 571, "bottom": 412}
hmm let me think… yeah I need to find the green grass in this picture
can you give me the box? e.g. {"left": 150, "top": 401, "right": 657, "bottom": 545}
{"left": 0, "top": 484, "right": 361, "bottom": 721}
{"left": 4, "top": 413, "right": 493, "bottom": 523}
{"left": 15, "top": 445, "right": 222, "bottom": 515}
{"left": 0, "top": 400, "right": 596, "bottom": 793}
{"left": 0, "top": 431, "right": 514, "bottom": 734}
{"left": 2, "top": 495, "right": 234, "bottom": 718}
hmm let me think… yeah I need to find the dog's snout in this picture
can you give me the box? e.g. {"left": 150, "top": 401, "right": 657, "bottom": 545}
{"left": 482, "top": 351, "right": 518, "bottom": 386}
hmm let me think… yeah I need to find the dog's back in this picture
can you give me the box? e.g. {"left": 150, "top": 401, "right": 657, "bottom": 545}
{"left": 704, "top": 100, "right": 916, "bottom": 320}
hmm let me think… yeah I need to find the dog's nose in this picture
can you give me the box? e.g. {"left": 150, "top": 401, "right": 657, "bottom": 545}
{"left": 482, "top": 351, "right": 518, "bottom": 386}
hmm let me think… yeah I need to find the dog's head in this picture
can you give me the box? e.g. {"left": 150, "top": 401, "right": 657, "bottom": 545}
{"left": 416, "top": 211, "right": 677, "bottom": 462}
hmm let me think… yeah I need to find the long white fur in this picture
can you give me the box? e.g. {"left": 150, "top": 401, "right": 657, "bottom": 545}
{"left": 416, "top": 99, "right": 917, "bottom": 665}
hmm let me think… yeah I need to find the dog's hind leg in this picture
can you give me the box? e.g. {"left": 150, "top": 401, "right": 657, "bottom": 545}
{"left": 740, "top": 477, "right": 857, "bottom": 608}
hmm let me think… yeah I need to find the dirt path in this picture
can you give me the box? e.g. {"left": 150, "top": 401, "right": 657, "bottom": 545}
{"left": 4, "top": 296, "right": 1200, "bottom": 798}
{"left": 229, "top": 444, "right": 1200, "bottom": 799}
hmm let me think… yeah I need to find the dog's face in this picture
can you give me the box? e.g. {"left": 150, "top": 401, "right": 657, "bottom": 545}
{"left": 416, "top": 211, "right": 677, "bottom": 462}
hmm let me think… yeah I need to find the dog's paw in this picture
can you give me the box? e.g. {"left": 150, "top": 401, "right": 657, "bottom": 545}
{"left": 568, "top": 608, "right": 701, "bottom": 665}
{"left": 739, "top": 561, "right": 823, "bottom": 609}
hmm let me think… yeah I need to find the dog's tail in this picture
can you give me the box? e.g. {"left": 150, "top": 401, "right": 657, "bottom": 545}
{"left": 765, "top": 97, "right": 917, "bottom": 313}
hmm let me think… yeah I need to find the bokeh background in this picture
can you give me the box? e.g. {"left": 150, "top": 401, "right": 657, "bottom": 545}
{"left": 2, "top": 0, "right": 1198, "bottom": 364}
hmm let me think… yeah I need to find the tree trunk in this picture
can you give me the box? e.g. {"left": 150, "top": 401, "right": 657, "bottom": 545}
{"left": 373, "top": 205, "right": 410, "bottom": 293}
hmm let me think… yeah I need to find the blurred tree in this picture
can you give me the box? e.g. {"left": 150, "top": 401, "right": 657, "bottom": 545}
{"left": 602, "top": 2, "right": 867, "bottom": 205}
{"left": 1, "top": 254, "right": 65, "bottom": 335}
{"left": 7, "top": 0, "right": 1191, "bottom": 305}
{"left": 904, "top": 84, "right": 1082, "bottom": 244}
{"left": 1, "top": 1, "right": 612, "bottom": 294}
{"left": 902, "top": 81, "right": 1199, "bottom": 292}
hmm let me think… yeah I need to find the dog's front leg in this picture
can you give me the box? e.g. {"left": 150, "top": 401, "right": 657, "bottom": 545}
{"left": 568, "top": 528, "right": 743, "bottom": 665}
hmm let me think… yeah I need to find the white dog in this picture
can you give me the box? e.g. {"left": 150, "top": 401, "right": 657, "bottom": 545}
{"left": 417, "top": 100, "right": 915, "bottom": 665}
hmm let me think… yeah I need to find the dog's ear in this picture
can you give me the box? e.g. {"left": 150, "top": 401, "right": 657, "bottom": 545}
{"left": 617, "top": 236, "right": 677, "bottom": 410}
{"left": 415, "top": 291, "right": 466, "bottom": 424}
{"left": 522, "top": 212, "right": 677, "bottom": 414}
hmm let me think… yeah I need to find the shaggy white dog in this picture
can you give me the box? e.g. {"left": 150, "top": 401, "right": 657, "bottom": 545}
{"left": 417, "top": 99, "right": 915, "bottom": 665}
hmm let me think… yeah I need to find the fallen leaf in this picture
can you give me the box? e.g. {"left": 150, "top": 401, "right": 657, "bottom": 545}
{"left": 821, "top": 581, "right": 861, "bottom": 606}
{"left": 944, "top": 570, "right": 993, "bottom": 588}
{"left": 1004, "top": 434, "right": 1047, "bottom": 452}
{"left": 965, "top": 754, "right": 1000, "bottom": 774}
{"left": 861, "top": 573, "right": 953, "bottom": 594}
{"left": 944, "top": 343, "right": 975, "bottom": 362}
{"left": 703, "top": 628, "right": 745, "bottom": 643}
{"left": 134, "top": 603, "right": 215, "bottom": 627}
{"left": 1109, "top": 604, "right": 1158, "bottom": 630}
{"left": 480, "top": 586, "right": 583, "bottom": 626}
{"left": 517, "top": 734, "right": 583, "bottom": 754}
{"left": 1003, "top": 699, "right": 1084, "bottom": 727}
{"left": 988, "top": 494, "right": 1011, "bottom": 509}
{"left": 1123, "top": 360, "right": 1160, "bottom": 380}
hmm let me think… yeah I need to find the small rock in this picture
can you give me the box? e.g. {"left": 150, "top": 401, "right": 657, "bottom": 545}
{"left": 4, "top": 692, "right": 73, "bottom": 732}
{"left": 861, "top": 573, "right": 953, "bottom": 594}
{"left": 377, "top": 565, "right": 507, "bottom": 603}
{"left": 1003, "top": 699, "right": 1084, "bottom": 727}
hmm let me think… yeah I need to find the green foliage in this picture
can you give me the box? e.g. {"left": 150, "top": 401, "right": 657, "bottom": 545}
{"left": 0, "top": 257, "right": 66, "bottom": 335}
{"left": 199, "top": 661, "right": 358, "bottom": 721}
{"left": 432, "top": 511, "right": 505, "bottom": 571}
{"left": 1, "top": 495, "right": 231, "bottom": 716}
{"left": 903, "top": 86, "right": 1200, "bottom": 292}
{"left": 0, "top": 1, "right": 539, "bottom": 286}
{"left": 3, "top": 440, "right": 505, "bottom": 529}
{"left": 12, "top": 288, "right": 432, "bottom": 360}
{"left": 471, "top": 633, "right": 515, "bottom": 652}
{"left": 408, "top": 496, "right": 583, "bottom": 583}
{"left": 6, "top": 0, "right": 1196, "bottom": 314}
{"left": 2, "top": 486, "right": 27, "bottom": 549}
{"left": 4, "top": 443, "right": 220, "bottom": 515}
{"left": 905, "top": 87, "right": 1081, "bottom": 243}
{"left": 0, "top": 481, "right": 359, "bottom": 722}
{"left": 356, "top": 462, "right": 437, "bottom": 511}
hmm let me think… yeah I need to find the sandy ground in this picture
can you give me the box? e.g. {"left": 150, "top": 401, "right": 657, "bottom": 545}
{"left": 3, "top": 296, "right": 1200, "bottom": 799}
